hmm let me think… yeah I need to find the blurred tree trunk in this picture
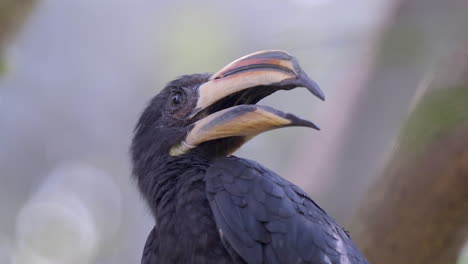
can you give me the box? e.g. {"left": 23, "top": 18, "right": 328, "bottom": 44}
{"left": 288, "top": 0, "right": 468, "bottom": 223}
{"left": 351, "top": 44, "right": 468, "bottom": 263}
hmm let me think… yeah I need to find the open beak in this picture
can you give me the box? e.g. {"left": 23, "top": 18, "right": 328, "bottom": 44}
{"left": 170, "top": 50, "right": 324, "bottom": 156}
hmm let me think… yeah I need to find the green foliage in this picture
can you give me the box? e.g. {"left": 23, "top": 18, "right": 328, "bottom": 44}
{"left": 398, "top": 85, "right": 468, "bottom": 157}
{"left": 0, "top": 56, "right": 6, "bottom": 76}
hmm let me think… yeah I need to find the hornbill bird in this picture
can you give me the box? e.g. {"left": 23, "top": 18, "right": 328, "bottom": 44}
{"left": 131, "top": 50, "right": 369, "bottom": 264}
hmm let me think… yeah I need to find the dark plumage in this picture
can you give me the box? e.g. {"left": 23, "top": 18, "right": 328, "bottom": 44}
{"left": 131, "top": 51, "right": 369, "bottom": 264}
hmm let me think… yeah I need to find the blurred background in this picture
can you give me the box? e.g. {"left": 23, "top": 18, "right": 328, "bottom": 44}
{"left": 1, "top": 0, "right": 467, "bottom": 263}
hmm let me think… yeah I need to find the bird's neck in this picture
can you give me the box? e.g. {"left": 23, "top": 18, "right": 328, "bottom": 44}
{"left": 139, "top": 155, "right": 212, "bottom": 219}
{"left": 141, "top": 155, "right": 233, "bottom": 263}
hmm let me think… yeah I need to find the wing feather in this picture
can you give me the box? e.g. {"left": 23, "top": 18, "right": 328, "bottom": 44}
{"left": 205, "top": 156, "right": 368, "bottom": 264}
{"left": 141, "top": 227, "right": 158, "bottom": 264}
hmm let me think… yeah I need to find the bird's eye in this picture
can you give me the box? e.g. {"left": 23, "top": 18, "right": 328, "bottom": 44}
{"left": 171, "top": 91, "right": 184, "bottom": 106}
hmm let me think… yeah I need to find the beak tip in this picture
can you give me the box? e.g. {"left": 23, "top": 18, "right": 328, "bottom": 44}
{"left": 297, "top": 71, "right": 325, "bottom": 101}
{"left": 310, "top": 123, "right": 320, "bottom": 130}
{"left": 317, "top": 91, "right": 326, "bottom": 101}
{"left": 308, "top": 84, "right": 325, "bottom": 101}
{"left": 284, "top": 112, "right": 320, "bottom": 131}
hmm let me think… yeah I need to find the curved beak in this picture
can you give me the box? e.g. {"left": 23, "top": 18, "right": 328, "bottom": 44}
{"left": 170, "top": 50, "right": 324, "bottom": 156}
{"left": 190, "top": 50, "right": 324, "bottom": 118}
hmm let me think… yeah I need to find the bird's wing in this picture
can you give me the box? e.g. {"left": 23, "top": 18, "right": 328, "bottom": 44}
{"left": 141, "top": 226, "right": 158, "bottom": 264}
{"left": 205, "top": 156, "right": 368, "bottom": 264}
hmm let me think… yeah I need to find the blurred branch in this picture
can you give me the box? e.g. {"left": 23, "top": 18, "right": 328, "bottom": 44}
{"left": 0, "top": 0, "right": 36, "bottom": 73}
{"left": 352, "top": 46, "right": 468, "bottom": 263}
{"left": 0, "top": 0, "right": 36, "bottom": 44}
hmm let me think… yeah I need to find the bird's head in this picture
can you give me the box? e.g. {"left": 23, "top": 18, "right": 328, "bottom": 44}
{"left": 131, "top": 50, "right": 324, "bottom": 175}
